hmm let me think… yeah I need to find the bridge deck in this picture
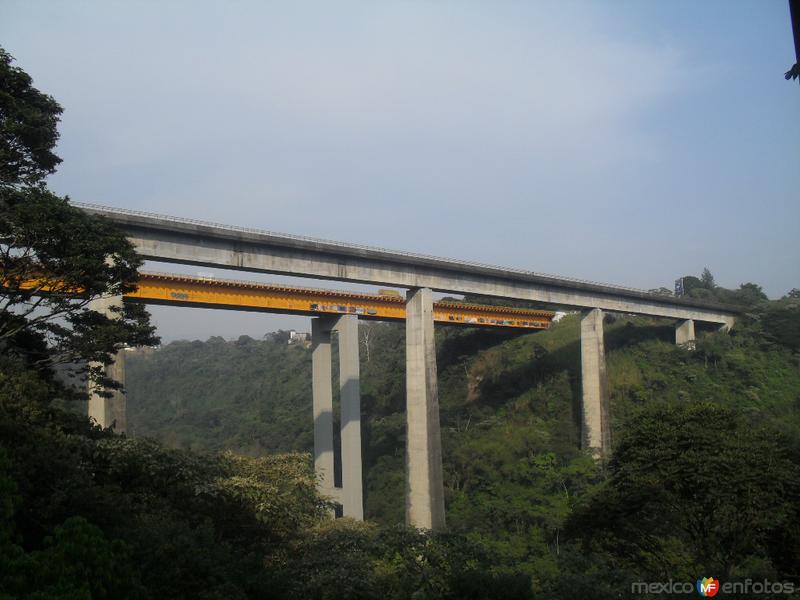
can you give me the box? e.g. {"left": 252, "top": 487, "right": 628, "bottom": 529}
{"left": 75, "top": 203, "right": 740, "bottom": 326}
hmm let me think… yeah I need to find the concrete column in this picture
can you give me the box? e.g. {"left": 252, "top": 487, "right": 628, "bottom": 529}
{"left": 405, "top": 287, "right": 446, "bottom": 530}
{"left": 718, "top": 316, "right": 735, "bottom": 334}
{"left": 312, "top": 315, "right": 363, "bottom": 519}
{"left": 312, "top": 318, "right": 336, "bottom": 495}
{"left": 675, "top": 319, "right": 696, "bottom": 348}
{"left": 336, "top": 314, "right": 363, "bottom": 520}
{"left": 87, "top": 295, "right": 127, "bottom": 432}
{"left": 580, "top": 309, "right": 610, "bottom": 458}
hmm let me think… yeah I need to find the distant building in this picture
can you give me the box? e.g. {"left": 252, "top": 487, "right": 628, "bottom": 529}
{"left": 288, "top": 330, "right": 311, "bottom": 346}
{"left": 674, "top": 278, "right": 685, "bottom": 297}
{"left": 124, "top": 345, "right": 160, "bottom": 356}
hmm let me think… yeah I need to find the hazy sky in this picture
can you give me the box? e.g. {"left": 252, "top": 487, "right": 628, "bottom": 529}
{"left": 2, "top": 1, "right": 798, "bottom": 341}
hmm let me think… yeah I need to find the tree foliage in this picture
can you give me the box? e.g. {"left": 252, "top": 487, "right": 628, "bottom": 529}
{"left": 761, "top": 291, "right": 800, "bottom": 351}
{"left": 0, "top": 48, "right": 62, "bottom": 189}
{"left": 567, "top": 402, "right": 800, "bottom": 580}
{"left": 1, "top": 188, "right": 157, "bottom": 389}
{"left": 1, "top": 357, "right": 534, "bottom": 598}
{"left": 124, "top": 286, "right": 800, "bottom": 596}
{"left": 0, "top": 47, "right": 157, "bottom": 394}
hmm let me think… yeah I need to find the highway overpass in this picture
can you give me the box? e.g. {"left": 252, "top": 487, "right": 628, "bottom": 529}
{"left": 75, "top": 202, "right": 737, "bottom": 326}
{"left": 75, "top": 202, "right": 740, "bottom": 531}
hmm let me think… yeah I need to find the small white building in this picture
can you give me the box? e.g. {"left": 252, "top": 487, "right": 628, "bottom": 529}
{"left": 288, "top": 330, "right": 311, "bottom": 345}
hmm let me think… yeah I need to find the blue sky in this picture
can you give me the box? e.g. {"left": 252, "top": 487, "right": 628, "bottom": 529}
{"left": 2, "top": 1, "right": 798, "bottom": 340}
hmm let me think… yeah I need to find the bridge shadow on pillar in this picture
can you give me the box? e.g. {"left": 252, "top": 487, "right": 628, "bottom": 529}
{"left": 312, "top": 314, "right": 364, "bottom": 520}
{"left": 468, "top": 315, "right": 675, "bottom": 456}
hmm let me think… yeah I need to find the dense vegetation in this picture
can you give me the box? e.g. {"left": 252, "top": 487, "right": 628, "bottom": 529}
{"left": 6, "top": 298, "right": 799, "bottom": 597}
{"left": 123, "top": 284, "right": 800, "bottom": 597}
{"left": 2, "top": 45, "right": 799, "bottom": 598}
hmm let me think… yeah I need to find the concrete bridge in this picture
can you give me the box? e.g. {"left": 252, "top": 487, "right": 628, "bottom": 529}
{"left": 76, "top": 202, "right": 739, "bottom": 531}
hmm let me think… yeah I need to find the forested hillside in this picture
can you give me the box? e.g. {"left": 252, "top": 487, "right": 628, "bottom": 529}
{"left": 4, "top": 43, "right": 799, "bottom": 599}
{"left": 126, "top": 283, "right": 800, "bottom": 592}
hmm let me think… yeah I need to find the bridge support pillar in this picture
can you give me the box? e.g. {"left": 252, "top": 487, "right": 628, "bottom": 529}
{"left": 580, "top": 309, "right": 610, "bottom": 458}
{"left": 87, "top": 295, "right": 127, "bottom": 432}
{"left": 719, "top": 316, "right": 735, "bottom": 333}
{"left": 312, "top": 318, "right": 336, "bottom": 499}
{"left": 405, "top": 287, "right": 446, "bottom": 531}
{"left": 337, "top": 314, "right": 364, "bottom": 520}
{"left": 311, "top": 315, "right": 363, "bottom": 520}
{"left": 675, "top": 319, "right": 696, "bottom": 349}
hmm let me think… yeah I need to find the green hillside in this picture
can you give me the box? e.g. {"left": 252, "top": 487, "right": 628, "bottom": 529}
{"left": 4, "top": 44, "right": 798, "bottom": 598}
{"left": 4, "top": 287, "right": 799, "bottom": 598}
{"left": 126, "top": 293, "right": 800, "bottom": 592}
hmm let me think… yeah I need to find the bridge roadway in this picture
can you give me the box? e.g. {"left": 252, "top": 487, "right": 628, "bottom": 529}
{"left": 75, "top": 203, "right": 737, "bottom": 327}
{"left": 75, "top": 203, "right": 740, "bottom": 530}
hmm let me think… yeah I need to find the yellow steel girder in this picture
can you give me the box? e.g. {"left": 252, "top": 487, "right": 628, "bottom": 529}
{"left": 127, "top": 272, "right": 554, "bottom": 330}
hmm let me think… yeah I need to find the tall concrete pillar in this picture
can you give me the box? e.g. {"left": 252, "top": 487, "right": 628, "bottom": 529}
{"left": 312, "top": 318, "right": 336, "bottom": 495}
{"left": 311, "top": 315, "right": 363, "bottom": 519}
{"left": 337, "top": 315, "right": 363, "bottom": 520}
{"left": 580, "top": 309, "right": 610, "bottom": 458}
{"left": 675, "top": 319, "right": 696, "bottom": 348}
{"left": 405, "top": 287, "right": 446, "bottom": 530}
{"left": 87, "top": 295, "right": 127, "bottom": 432}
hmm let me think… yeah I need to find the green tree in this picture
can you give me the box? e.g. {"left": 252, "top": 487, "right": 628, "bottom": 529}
{"left": 680, "top": 269, "right": 716, "bottom": 298}
{"left": 761, "top": 292, "right": 800, "bottom": 351}
{"left": 566, "top": 402, "right": 800, "bottom": 580}
{"left": 732, "top": 281, "right": 768, "bottom": 305}
{"left": 700, "top": 267, "right": 716, "bottom": 289}
{"left": 0, "top": 48, "right": 63, "bottom": 189}
{"left": 680, "top": 275, "right": 704, "bottom": 295}
{"left": 0, "top": 47, "right": 157, "bottom": 393}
